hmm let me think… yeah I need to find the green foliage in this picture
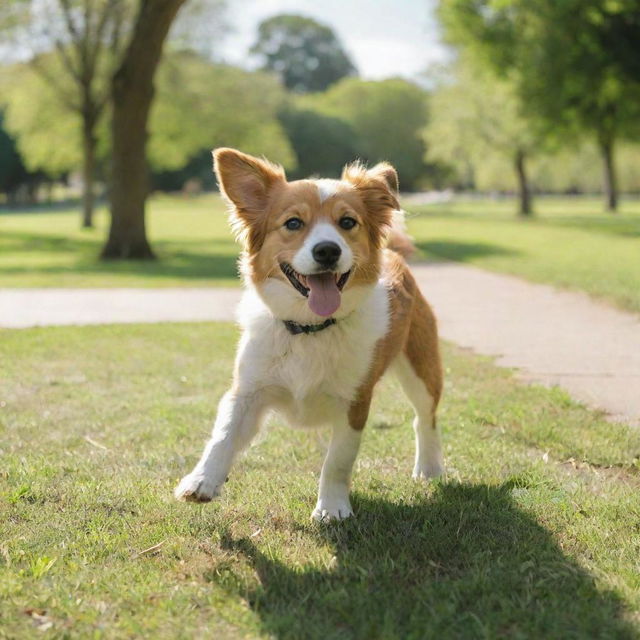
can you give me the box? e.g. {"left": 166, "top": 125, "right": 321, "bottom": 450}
{"left": 150, "top": 54, "right": 295, "bottom": 172}
{"left": 426, "top": 54, "right": 640, "bottom": 194}
{"left": 438, "top": 0, "right": 640, "bottom": 146}
{"left": 437, "top": 0, "right": 640, "bottom": 210}
{"left": 1, "top": 61, "right": 93, "bottom": 176}
{"left": 251, "top": 13, "right": 356, "bottom": 93}
{"left": 426, "top": 59, "right": 540, "bottom": 191}
{"left": 534, "top": 142, "right": 640, "bottom": 193}
{"left": 306, "top": 78, "right": 428, "bottom": 189}
{"left": 598, "top": 2, "right": 640, "bottom": 85}
{"left": 1, "top": 53, "right": 295, "bottom": 182}
{"left": 0, "top": 111, "right": 32, "bottom": 196}
{"left": 278, "top": 105, "right": 359, "bottom": 179}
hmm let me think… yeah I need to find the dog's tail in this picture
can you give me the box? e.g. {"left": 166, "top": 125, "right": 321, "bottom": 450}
{"left": 386, "top": 209, "right": 416, "bottom": 258}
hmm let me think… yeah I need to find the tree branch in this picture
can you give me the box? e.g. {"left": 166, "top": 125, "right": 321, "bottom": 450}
{"left": 30, "top": 58, "right": 82, "bottom": 113}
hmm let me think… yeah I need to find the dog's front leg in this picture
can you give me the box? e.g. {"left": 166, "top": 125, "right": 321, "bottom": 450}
{"left": 175, "top": 390, "right": 265, "bottom": 502}
{"left": 312, "top": 420, "right": 362, "bottom": 522}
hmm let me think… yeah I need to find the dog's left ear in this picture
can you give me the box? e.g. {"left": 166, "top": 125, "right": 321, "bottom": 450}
{"left": 341, "top": 161, "right": 400, "bottom": 226}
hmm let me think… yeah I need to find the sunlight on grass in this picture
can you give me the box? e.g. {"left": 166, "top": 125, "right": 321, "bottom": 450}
{"left": 1, "top": 323, "right": 639, "bottom": 637}
{"left": 407, "top": 196, "right": 640, "bottom": 313}
{"left": 0, "top": 195, "right": 241, "bottom": 288}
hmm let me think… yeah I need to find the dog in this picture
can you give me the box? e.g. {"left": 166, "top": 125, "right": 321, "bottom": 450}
{"left": 174, "top": 148, "right": 443, "bottom": 521}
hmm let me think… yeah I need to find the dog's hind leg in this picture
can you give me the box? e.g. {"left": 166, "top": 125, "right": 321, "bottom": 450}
{"left": 174, "top": 390, "right": 267, "bottom": 502}
{"left": 393, "top": 352, "right": 444, "bottom": 480}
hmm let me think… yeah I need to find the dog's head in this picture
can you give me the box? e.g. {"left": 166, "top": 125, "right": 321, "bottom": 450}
{"left": 214, "top": 147, "right": 399, "bottom": 320}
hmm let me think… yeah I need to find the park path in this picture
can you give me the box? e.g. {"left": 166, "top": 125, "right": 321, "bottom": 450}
{"left": 1, "top": 262, "right": 639, "bottom": 426}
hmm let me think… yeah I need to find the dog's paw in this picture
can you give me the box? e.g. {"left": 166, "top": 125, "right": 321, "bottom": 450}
{"left": 413, "top": 456, "right": 444, "bottom": 481}
{"left": 174, "top": 472, "right": 222, "bottom": 503}
{"left": 311, "top": 498, "right": 354, "bottom": 522}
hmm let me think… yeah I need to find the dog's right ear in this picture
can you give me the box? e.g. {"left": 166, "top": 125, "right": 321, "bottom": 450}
{"left": 213, "top": 148, "right": 285, "bottom": 227}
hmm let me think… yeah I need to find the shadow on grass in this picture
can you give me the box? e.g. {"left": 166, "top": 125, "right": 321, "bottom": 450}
{"left": 221, "top": 483, "right": 634, "bottom": 639}
{"left": 0, "top": 199, "right": 88, "bottom": 215}
{"left": 545, "top": 216, "right": 640, "bottom": 239}
{"left": 0, "top": 230, "right": 99, "bottom": 252}
{"left": 410, "top": 204, "right": 640, "bottom": 239}
{"left": 416, "top": 239, "right": 520, "bottom": 262}
{"left": 0, "top": 229, "right": 240, "bottom": 282}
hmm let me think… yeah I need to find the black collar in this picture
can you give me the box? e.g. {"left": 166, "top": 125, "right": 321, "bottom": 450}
{"left": 283, "top": 318, "right": 336, "bottom": 335}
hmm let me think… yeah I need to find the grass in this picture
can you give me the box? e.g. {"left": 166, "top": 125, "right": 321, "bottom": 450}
{"left": 1, "top": 323, "right": 639, "bottom": 638}
{"left": 1, "top": 194, "right": 639, "bottom": 313}
{"left": 407, "top": 196, "right": 640, "bottom": 313}
{"left": 0, "top": 196, "right": 239, "bottom": 288}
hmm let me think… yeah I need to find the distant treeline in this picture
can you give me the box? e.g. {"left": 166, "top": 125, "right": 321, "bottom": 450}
{"left": 2, "top": 6, "right": 640, "bottom": 217}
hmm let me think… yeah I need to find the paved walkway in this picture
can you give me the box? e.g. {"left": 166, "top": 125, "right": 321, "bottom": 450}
{"left": 412, "top": 264, "right": 640, "bottom": 427}
{"left": 2, "top": 263, "right": 639, "bottom": 426}
{"left": 0, "top": 288, "right": 239, "bottom": 327}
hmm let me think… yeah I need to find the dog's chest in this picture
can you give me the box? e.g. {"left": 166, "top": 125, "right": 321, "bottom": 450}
{"left": 239, "top": 283, "right": 390, "bottom": 410}
{"left": 274, "top": 326, "right": 374, "bottom": 401}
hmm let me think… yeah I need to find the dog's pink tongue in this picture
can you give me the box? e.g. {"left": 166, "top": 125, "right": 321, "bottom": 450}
{"left": 307, "top": 273, "right": 341, "bottom": 317}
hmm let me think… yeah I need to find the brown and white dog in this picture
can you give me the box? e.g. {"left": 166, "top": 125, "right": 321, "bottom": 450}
{"left": 174, "top": 148, "right": 443, "bottom": 521}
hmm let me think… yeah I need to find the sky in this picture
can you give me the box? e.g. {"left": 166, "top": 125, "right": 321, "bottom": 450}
{"left": 218, "top": 0, "right": 449, "bottom": 81}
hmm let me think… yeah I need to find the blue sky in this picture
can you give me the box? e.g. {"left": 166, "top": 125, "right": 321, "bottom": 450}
{"left": 219, "top": 0, "right": 449, "bottom": 80}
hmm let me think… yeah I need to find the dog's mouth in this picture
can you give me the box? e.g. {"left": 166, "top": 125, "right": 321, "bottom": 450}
{"left": 280, "top": 263, "right": 350, "bottom": 317}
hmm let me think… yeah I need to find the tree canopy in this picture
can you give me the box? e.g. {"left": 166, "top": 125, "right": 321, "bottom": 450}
{"left": 0, "top": 111, "right": 40, "bottom": 202}
{"left": 278, "top": 106, "right": 358, "bottom": 180}
{"left": 0, "top": 0, "right": 136, "bottom": 225}
{"left": 251, "top": 14, "right": 356, "bottom": 93}
{"left": 438, "top": 0, "right": 640, "bottom": 210}
{"left": 150, "top": 53, "right": 295, "bottom": 171}
{"left": 426, "top": 58, "right": 543, "bottom": 214}
{"left": 306, "top": 78, "right": 428, "bottom": 189}
{"left": 0, "top": 0, "right": 226, "bottom": 229}
{"left": 1, "top": 59, "right": 90, "bottom": 176}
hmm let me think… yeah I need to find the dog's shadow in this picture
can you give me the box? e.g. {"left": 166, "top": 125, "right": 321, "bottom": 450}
{"left": 220, "top": 483, "right": 634, "bottom": 639}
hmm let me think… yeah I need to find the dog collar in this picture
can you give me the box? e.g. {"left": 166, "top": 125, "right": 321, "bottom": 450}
{"left": 283, "top": 318, "right": 336, "bottom": 335}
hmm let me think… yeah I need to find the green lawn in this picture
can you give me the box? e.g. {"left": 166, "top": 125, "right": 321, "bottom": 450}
{"left": 0, "top": 196, "right": 239, "bottom": 288}
{"left": 407, "top": 196, "right": 640, "bottom": 313}
{"left": 1, "top": 324, "right": 639, "bottom": 638}
{"left": 1, "top": 194, "right": 639, "bottom": 312}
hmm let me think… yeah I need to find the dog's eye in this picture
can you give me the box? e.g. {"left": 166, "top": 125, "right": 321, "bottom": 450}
{"left": 338, "top": 216, "right": 357, "bottom": 230}
{"left": 284, "top": 217, "right": 304, "bottom": 231}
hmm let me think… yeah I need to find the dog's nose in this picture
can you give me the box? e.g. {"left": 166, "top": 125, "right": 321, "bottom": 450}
{"left": 312, "top": 241, "right": 341, "bottom": 267}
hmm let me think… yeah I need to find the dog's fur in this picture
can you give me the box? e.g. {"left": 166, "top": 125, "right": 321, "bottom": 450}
{"left": 174, "top": 148, "right": 443, "bottom": 521}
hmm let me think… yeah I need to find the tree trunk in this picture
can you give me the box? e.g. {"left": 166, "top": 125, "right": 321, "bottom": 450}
{"left": 101, "top": 0, "right": 187, "bottom": 259}
{"left": 514, "top": 149, "right": 532, "bottom": 217}
{"left": 81, "top": 119, "right": 96, "bottom": 228}
{"left": 600, "top": 138, "right": 618, "bottom": 213}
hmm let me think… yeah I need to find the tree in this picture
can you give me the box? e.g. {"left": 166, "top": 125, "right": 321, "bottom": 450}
{"left": 101, "top": 0, "right": 187, "bottom": 258}
{"left": 1, "top": 60, "right": 102, "bottom": 181}
{"left": 307, "top": 78, "right": 428, "bottom": 190}
{"left": 2, "top": 51, "right": 290, "bottom": 196}
{"left": 251, "top": 14, "right": 356, "bottom": 93}
{"left": 149, "top": 54, "right": 295, "bottom": 173}
{"left": 1, "top": 0, "right": 225, "bottom": 245}
{"left": 0, "top": 0, "right": 132, "bottom": 227}
{"left": 278, "top": 106, "right": 359, "bottom": 180}
{"left": 426, "top": 60, "right": 542, "bottom": 215}
{"left": 0, "top": 111, "right": 42, "bottom": 203}
{"left": 438, "top": 0, "right": 640, "bottom": 212}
